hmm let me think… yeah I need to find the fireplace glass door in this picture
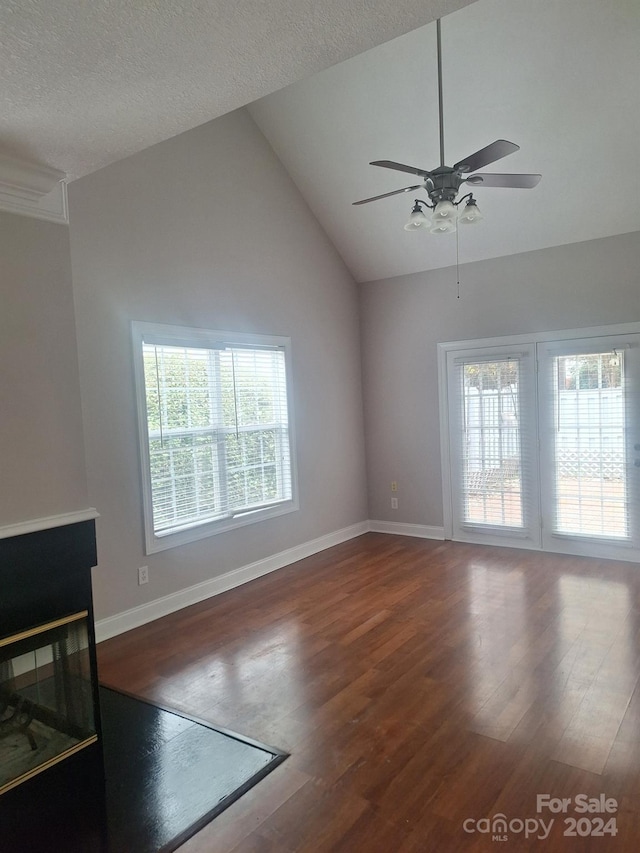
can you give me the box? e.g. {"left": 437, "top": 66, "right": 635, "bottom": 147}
{"left": 0, "top": 611, "right": 97, "bottom": 795}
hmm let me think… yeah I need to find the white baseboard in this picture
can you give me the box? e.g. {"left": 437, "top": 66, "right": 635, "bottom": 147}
{"left": 368, "top": 520, "right": 445, "bottom": 540}
{"left": 95, "top": 521, "right": 369, "bottom": 642}
{"left": 95, "top": 519, "right": 447, "bottom": 642}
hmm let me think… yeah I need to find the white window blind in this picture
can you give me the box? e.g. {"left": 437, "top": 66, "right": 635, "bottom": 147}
{"left": 445, "top": 344, "right": 539, "bottom": 548}
{"left": 456, "top": 357, "right": 525, "bottom": 529}
{"left": 545, "top": 349, "right": 628, "bottom": 539}
{"left": 133, "top": 323, "right": 296, "bottom": 553}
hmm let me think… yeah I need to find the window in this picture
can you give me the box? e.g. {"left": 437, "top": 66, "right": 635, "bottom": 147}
{"left": 132, "top": 322, "right": 297, "bottom": 553}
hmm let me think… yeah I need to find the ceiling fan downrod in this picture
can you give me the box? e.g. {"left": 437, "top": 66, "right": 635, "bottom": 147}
{"left": 436, "top": 19, "right": 445, "bottom": 169}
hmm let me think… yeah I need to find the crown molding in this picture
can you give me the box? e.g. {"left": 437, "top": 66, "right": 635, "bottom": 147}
{"left": 0, "top": 153, "right": 68, "bottom": 224}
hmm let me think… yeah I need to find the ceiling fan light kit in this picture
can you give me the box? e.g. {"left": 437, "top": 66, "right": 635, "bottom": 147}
{"left": 458, "top": 198, "right": 483, "bottom": 224}
{"left": 433, "top": 199, "right": 456, "bottom": 220}
{"left": 403, "top": 204, "right": 430, "bottom": 231}
{"left": 403, "top": 194, "right": 482, "bottom": 233}
{"left": 353, "top": 18, "right": 541, "bottom": 234}
{"left": 430, "top": 218, "right": 456, "bottom": 234}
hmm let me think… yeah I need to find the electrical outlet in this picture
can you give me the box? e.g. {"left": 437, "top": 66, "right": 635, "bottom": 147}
{"left": 138, "top": 565, "right": 149, "bottom": 585}
{"left": 391, "top": 481, "right": 398, "bottom": 492}
{"left": 391, "top": 497, "right": 398, "bottom": 510}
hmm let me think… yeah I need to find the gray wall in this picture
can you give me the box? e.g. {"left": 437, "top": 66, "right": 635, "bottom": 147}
{"left": 360, "top": 231, "right": 640, "bottom": 526}
{"left": 0, "top": 213, "right": 88, "bottom": 527}
{"left": 68, "top": 108, "right": 367, "bottom": 620}
{"left": 7, "top": 111, "right": 636, "bottom": 624}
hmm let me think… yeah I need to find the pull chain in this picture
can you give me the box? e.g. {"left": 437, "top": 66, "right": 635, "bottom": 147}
{"left": 456, "top": 225, "right": 460, "bottom": 298}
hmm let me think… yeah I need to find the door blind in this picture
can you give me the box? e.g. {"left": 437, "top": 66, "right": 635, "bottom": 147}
{"left": 450, "top": 351, "right": 536, "bottom": 539}
{"left": 546, "top": 349, "right": 629, "bottom": 539}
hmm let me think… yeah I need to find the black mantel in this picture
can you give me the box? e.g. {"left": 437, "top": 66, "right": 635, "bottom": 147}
{"left": 0, "top": 519, "right": 107, "bottom": 853}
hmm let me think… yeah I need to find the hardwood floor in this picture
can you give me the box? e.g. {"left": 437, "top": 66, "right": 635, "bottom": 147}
{"left": 97, "top": 534, "right": 640, "bottom": 851}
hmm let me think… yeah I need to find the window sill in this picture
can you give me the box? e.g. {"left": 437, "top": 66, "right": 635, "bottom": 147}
{"left": 145, "top": 499, "right": 299, "bottom": 555}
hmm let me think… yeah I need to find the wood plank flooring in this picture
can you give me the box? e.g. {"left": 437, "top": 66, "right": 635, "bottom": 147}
{"left": 97, "top": 534, "right": 640, "bottom": 851}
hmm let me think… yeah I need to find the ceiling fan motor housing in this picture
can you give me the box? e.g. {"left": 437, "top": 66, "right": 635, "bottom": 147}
{"left": 427, "top": 167, "right": 464, "bottom": 205}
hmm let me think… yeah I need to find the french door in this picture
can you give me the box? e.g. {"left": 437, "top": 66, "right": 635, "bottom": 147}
{"left": 443, "top": 330, "right": 640, "bottom": 561}
{"left": 537, "top": 334, "right": 640, "bottom": 559}
{"left": 446, "top": 343, "right": 541, "bottom": 549}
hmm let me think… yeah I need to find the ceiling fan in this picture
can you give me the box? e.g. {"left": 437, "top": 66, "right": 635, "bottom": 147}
{"left": 353, "top": 19, "right": 541, "bottom": 233}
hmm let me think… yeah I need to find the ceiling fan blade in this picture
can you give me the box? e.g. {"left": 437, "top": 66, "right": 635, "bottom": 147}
{"left": 454, "top": 140, "right": 520, "bottom": 174}
{"left": 465, "top": 172, "right": 542, "bottom": 188}
{"left": 370, "top": 160, "right": 433, "bottom": 179}
{"left": 352, "top": 184, "right": 423, "bottom": 205}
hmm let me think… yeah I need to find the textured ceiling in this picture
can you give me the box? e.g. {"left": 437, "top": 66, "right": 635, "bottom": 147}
{"left": 250, "top": 0, "right": 640, "bottom": 281}
{"left": 0, "top": 0, "right": 474, "bottom": 180}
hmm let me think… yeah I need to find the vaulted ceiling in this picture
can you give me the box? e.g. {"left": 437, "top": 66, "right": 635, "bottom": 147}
{"left": 2, "top": 0, "right": 639, "bottom": 284}
{"left": 249, "top": 0, "right": 640, "bottom": 281}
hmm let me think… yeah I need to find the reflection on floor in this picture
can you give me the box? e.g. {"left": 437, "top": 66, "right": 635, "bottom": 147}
{"left": 101, "top": 687, "right": 286, "bottom": 853}
{"left": 98, "top": 533, "right": 640, "bottom": 851}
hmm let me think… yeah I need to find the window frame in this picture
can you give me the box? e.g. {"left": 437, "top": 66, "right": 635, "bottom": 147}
{"left": 132, "top": 321, "right": 298, "bottom": 554}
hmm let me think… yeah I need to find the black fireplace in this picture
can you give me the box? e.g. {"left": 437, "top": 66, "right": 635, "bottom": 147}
{"left": 0, "top": 519, "right": 105, "bottom": 852}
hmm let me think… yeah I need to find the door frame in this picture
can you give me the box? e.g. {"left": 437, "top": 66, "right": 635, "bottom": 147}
{"left": 438, "top": 320, "right": 640, "bottom": 562}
